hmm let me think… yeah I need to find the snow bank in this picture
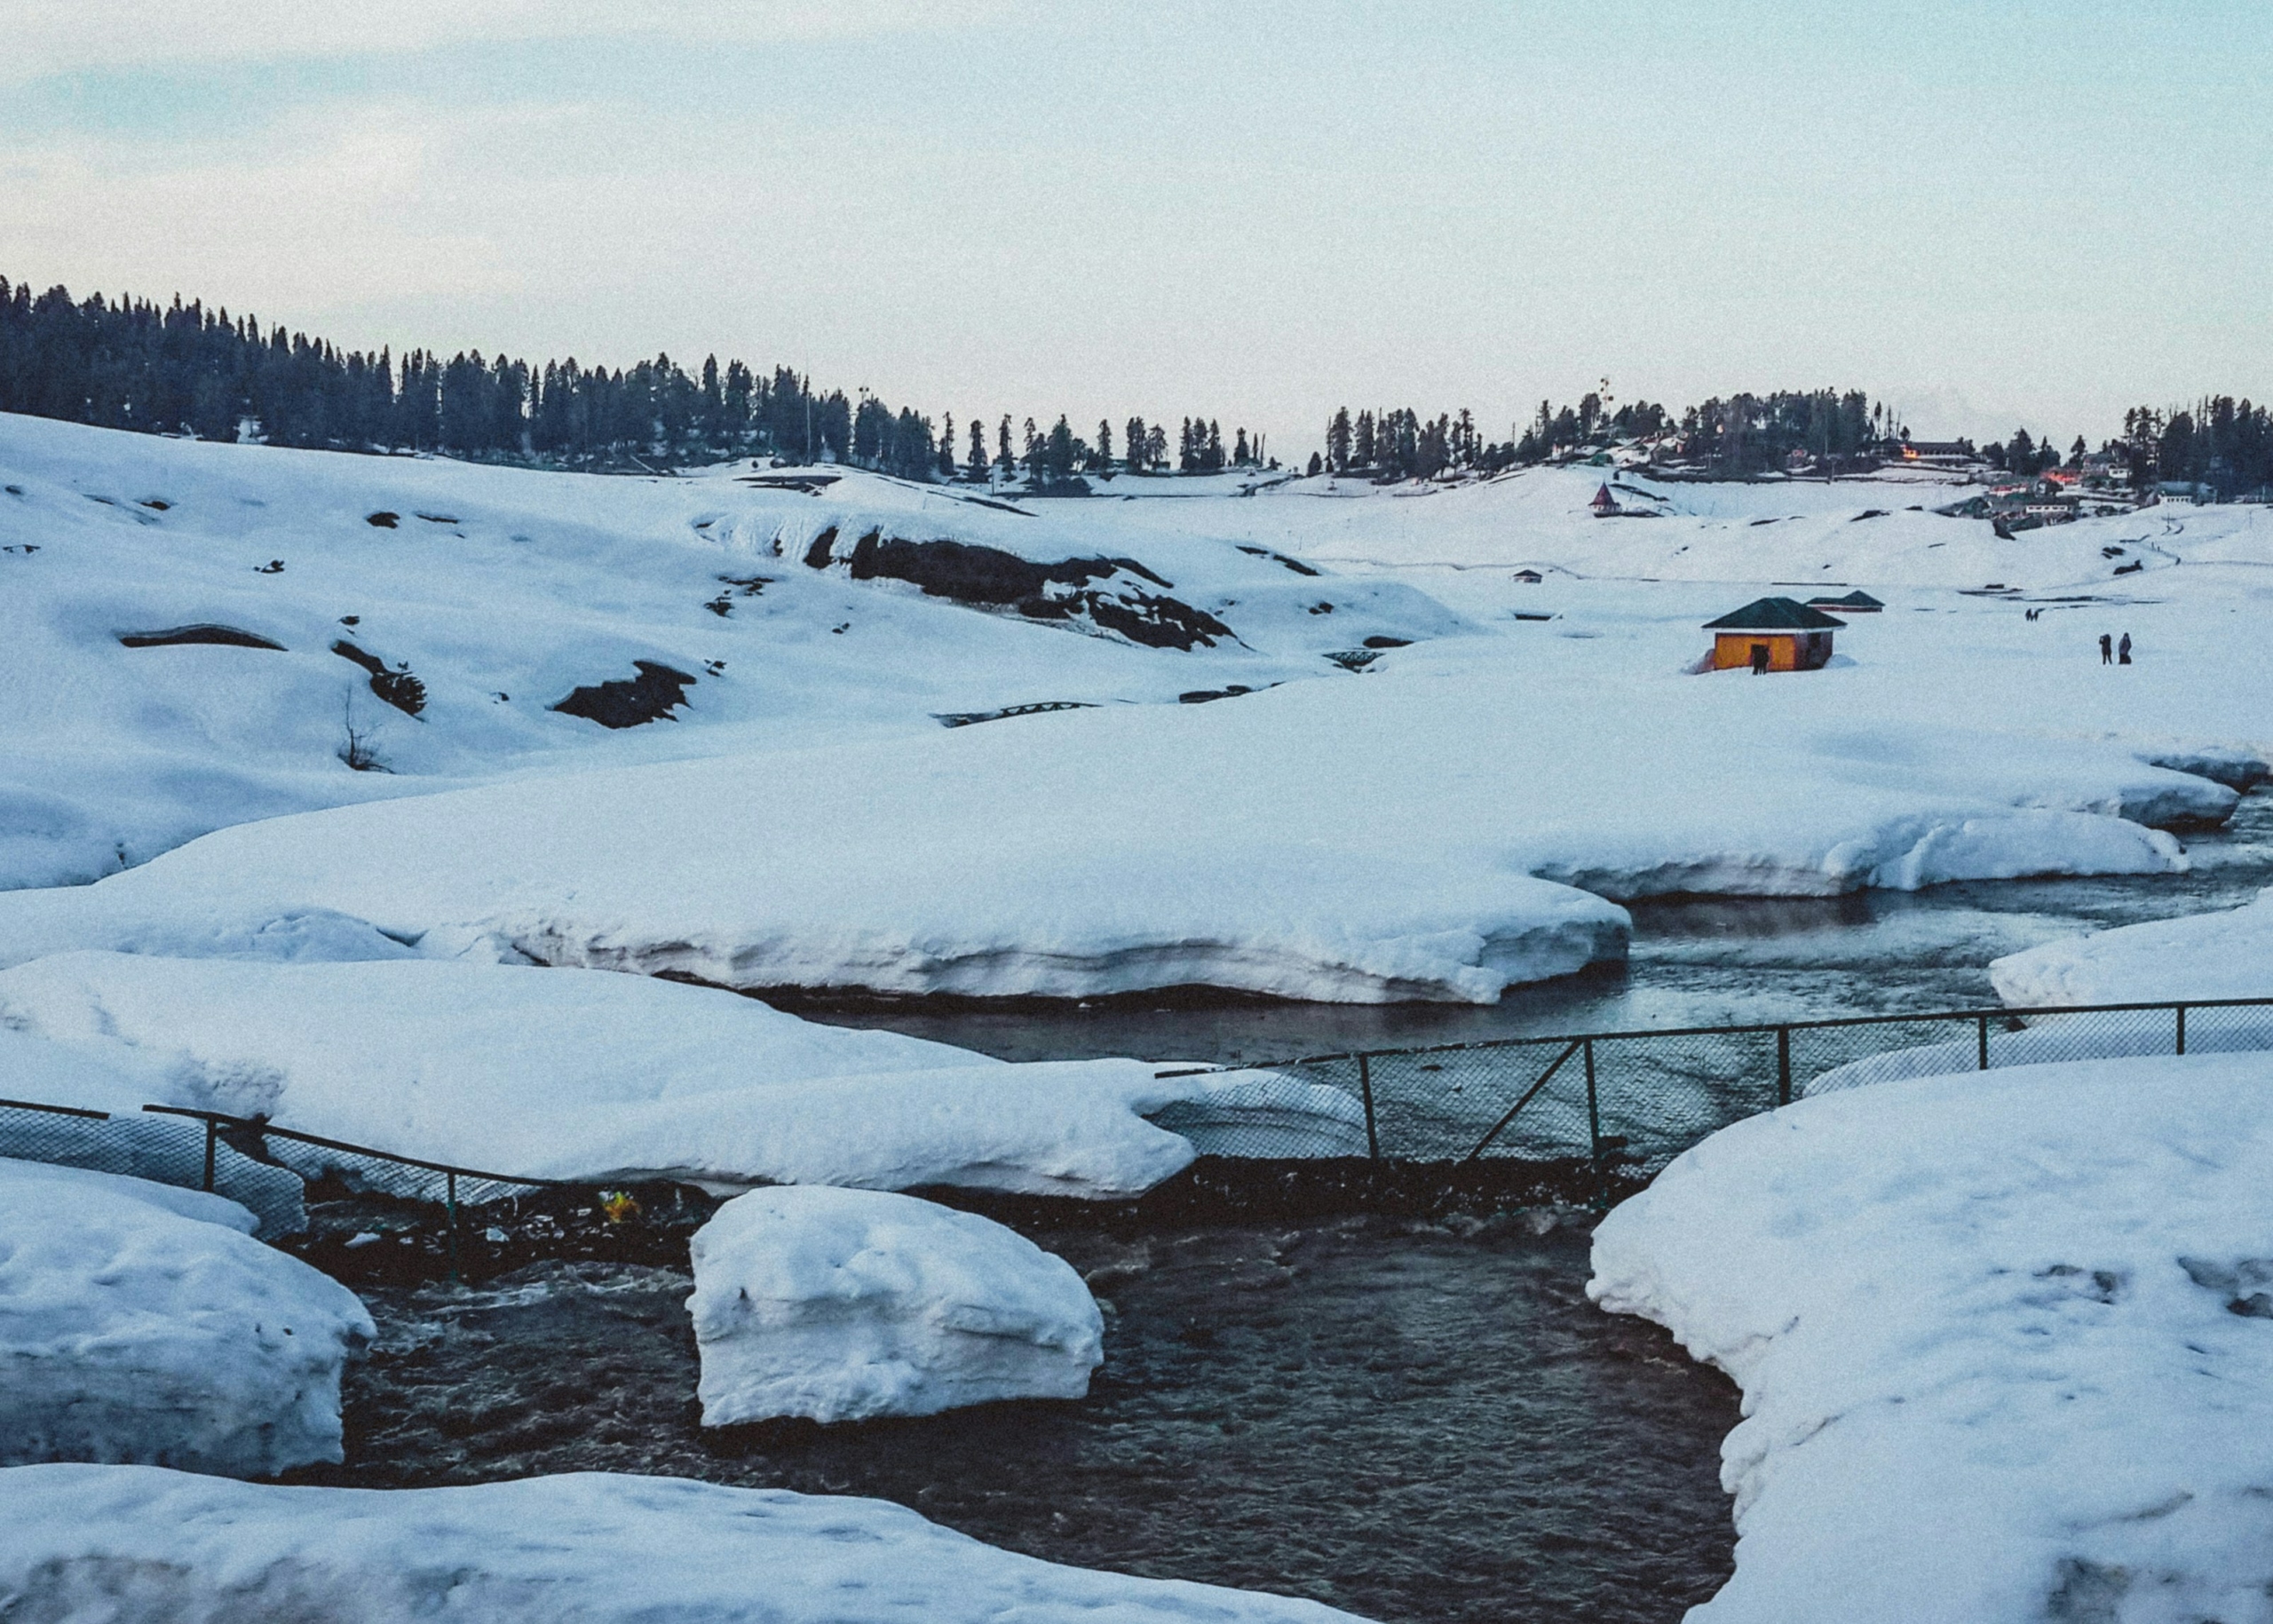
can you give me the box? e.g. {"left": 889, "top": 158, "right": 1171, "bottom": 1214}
{"left": 0, "top": 1464, "right": 1369, "bottom": 1622}
{"left": 1590, "top": 1053, "right": 2273, "bottom": 1624}
{"left": 0, "top": 654, "right": 2229, "bottom": 1001}
{"left": 689, "top": 1186, "right": 1102, "bottom": 1425}
{"left": 0, "top": 1159, "right": 370, "bottom": 1477}
{"left": 0, "top": 954, "right": 1362, "bottom": 1195}
{"left": 1991, "top": 886, "right": 2273, "bottom": 1006}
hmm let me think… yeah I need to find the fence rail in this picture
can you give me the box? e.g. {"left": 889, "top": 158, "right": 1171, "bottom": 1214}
{"left": 1154, "top": 994, "right": 2273, "bottom": 1203}
{"left": 6, "top": 995, "right": 2271, "bottom": 1240}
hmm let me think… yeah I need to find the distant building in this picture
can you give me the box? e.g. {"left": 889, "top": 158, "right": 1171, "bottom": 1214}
{"left": 1512, "top": 568, "right": 1544, "bottom": 584}
{"left": 1703, "top": 597, "right": 1846, "bottom": 673}
{"left": 1807, "top": 590, "right": 1883, "bottom": 614}
{"left": 1589, "top": 483, "right": 1621, "bottom": 518}
{"left": 1893, "top": 440, "right": 1976, "bottom": 467}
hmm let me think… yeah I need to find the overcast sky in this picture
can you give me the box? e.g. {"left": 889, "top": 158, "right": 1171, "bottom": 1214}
{"left": 4, "top": 0, "right": 2265, "bottom": 456}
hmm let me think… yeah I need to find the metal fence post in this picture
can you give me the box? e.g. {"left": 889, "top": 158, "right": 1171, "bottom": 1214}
{"left": 1358, "top": 1054, "right": 1380, "bottom": 1161}
{"left": 1976, "top": 1014, "right": 1990, "bottom": 1072}
{"left": 1776, "top": 1026, "right": 1792, "bottom": 1107}
{"left": 2176, "top": 1003, "right": 2187, "bottom": 1057}
{"left": 201, "top": 1118, "right": 217, "bottom": 1193}
{"left": 1584, "top": 1039, "right": 1606, "bottom": 1210}
{"left": 446, "top": 1170, "right": 460, "bottom": 1283}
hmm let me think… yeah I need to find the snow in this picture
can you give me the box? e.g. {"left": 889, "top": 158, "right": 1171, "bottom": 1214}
{"left": 688, "top": 1185, "right": 1103, "bottom": 1425}
{"left": 7, "top": 414, "right": 2268, "bottom": 1004}
{"left": 1589, "top": 1052, "right": 2273, "bottom": 1624}
{"left": 0, "top": 1464, "right": 1371, "bottom": 1622}
{"left": 0, "top": 953, "right": 1364, "bottom": 1194}
{"left": 1991, "top": 885, "right": 2273, "bottom": 1006}
{"left": 0, "top": 1158, "right": 371, "bottom": 1477}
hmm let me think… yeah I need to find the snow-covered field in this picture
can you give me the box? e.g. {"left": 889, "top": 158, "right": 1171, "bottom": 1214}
{"left": 6, "top": 413, "right": 2269, "bottom": 1007}
{"left": 1992, "top": 884, "right": 2273, "bottom": 1006}
{"left": 0, "top": 1160, "right": 370, "bottom": 1477}
{"left": 689, "top": 1186, "right": 1103, "bottom": 1424}
{"left": 0, "top": 1464, "right": 1370, "bottom": 1622}
{"left": 1591, "top": 1052, "right": 2273, "bottom": 1624}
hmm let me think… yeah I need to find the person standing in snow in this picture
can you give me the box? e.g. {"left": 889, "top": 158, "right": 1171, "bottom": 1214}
{"left": 2119, "top": 632, "right": 2133, "bottom": 665}
{"left": 2099, "top": 633, "right": 2112, "bottom": 664}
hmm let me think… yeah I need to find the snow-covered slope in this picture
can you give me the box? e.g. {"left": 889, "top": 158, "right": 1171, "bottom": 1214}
{"left": 0, "top": 1465, "right": 1372, "bottom": 1622}
{"left": 1591, "top": 1052, "right": 2273, "bottom": 1624}
{"left": 0, "top": 1160, "right": 370, "bottom": 1477}
{"left": 0, "top": 412, "right": 1460, "bottom": 889}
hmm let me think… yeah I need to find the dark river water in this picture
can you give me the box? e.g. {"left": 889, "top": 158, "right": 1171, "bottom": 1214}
{"left": 315, "top": 1218, "right": 1739, "bottom": 1624}
{"left": 788, "top": 790, "right": 2273, "bottom": 1066}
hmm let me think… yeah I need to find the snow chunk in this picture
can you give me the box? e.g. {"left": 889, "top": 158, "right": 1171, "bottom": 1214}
{"left": 0, "top": 954, "right": 1338, "bottom": 1197}
{"left": 0, "top": 1159, "right": 370, "bottom": 1477}
{"left": 1590, "top": 1054, "right": 2273, "bottom": 1624}
{"left": 689, "top": 1186, "right": 1102, "bottom": 1424}
{"left": 1991, "top": 886, "right": 2273, "bottom": 1006}
{"left": 0, "top": 1464, "right": 1370, "bottom": 1622}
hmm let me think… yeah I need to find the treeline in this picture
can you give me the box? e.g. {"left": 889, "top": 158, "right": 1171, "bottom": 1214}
{"left": 2115, "top": 399, "right": 2272, "bottom": 496}
{"left": 0, "top": 277, "right": 1280, "bottom": 486}
{"left": 1318, "top": 390, "right": 1888, "bottom": 479}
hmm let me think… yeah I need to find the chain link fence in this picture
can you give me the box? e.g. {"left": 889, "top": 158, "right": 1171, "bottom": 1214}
{"left": 1156, "top": 995, "right": 2273, "bottom": 1202}
{"left": 8, "top": 996, "right": 2271, "bottom": 1240}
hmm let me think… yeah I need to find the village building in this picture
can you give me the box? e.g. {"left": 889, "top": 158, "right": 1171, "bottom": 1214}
{"left": 1589, "top": 483, "right": 1621, "bottom": 518}
{"left": 1807, "top": 590, "right": 1883, "bottom": 614}
{"left": 1512, "top": 567, "right": 1544, "bottom": 584}
{"left": 1704, "top": 597, "right": 1846, "bottom": 673}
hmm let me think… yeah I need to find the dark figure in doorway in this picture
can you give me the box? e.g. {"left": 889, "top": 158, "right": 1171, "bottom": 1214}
{"left": 2100, "top": 633, "right": 2112, "bottom": 664}
{"left": 2119, "top": 632, "right": 2133, "bottom": 665}
{"left": 1750, "top": 643, "right": 1770, "bottom": 675}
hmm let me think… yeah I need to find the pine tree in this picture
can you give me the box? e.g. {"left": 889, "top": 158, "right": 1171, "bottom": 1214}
{"left": 1095, "top": 418, "right": 1113, "bottom": 471}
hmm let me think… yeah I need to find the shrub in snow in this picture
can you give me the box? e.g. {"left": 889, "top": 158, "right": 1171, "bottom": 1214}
{"left": 688, "top": 1186, "right": 1103, "bottom": 1425}
{"left": 1590, "top": 1052, "right": 2273, "bottom": 1624}
{"left": 0, "top": 1465, "right": 1367, "bottom": 1622}
{"left": 0, "top": 1159, "right": 371, "bottom": 1477}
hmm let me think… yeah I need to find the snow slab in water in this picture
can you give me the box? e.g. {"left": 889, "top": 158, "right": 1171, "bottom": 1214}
{"left": 0, "top": 660, "right": 2229, "bottom": 1002}
{"left": 1990, "top": 885, "right": 2273, "bottom": 1007}
{"left": 689, "top": 1185, "right": 1103, "bottom": 1425}
{"left": 0, "top": 954, "right": 1361, "bottom": 1194}
{"left": 0, "top": 1463, "right": 1370, "bottom": 1622}
{"left": 0, "top": 1159, "right": 371, "bottom": 1477}
{"left": 1590, "top": 1053, "right": 2273, "bottom": 1624}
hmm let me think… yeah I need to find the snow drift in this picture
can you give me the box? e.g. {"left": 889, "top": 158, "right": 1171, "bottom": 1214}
{"left": 0, "top": 954, "right": 1361, "bottom": 1195}
{"left": 689, "top": 1186, "right": 1103, "bottom": 1425}
{"left": 0, "top": 1464, "right": 1372, "bottom": 1622}
{"left": 1990, "top": 886, "right": 2273, "bottom": 1007}
{"left": 1590, "top": 1053, "right": 2273, "bottom": 1624}
{"left": 0, "top": 1160, "right": 370, "bottom": 1477}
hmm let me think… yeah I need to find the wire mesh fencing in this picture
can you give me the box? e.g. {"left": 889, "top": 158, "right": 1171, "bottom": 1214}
{"left": 1161, "top": 995, "right": 2273, "bottom": 1203}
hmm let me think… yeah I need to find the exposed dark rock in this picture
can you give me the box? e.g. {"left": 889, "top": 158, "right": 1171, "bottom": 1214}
{"left": 331, "top": 640, "right": 427, "bottom": 716}
{"left": 367, "top": 511, "right": 400, "bottom": 528}
{"left": 416, "top": 512, "right": 460, "bottom": 524}
{"left": 256, "top": 559, "right": 285, "bottom": 574}
{"left": 139, "top": 497, "right": 171, "bottom": 511}
{"left": 551, "top": 661, "right": 696, "bottom": 728}
{"left": 1360, "top": 636, "right": 1412, "bottom": 649}
{"left": 1307, "top": 602, "right": 1334, "bottom": 614}
{"left": 740, "top": 472, "right": 841, "bottom": 495}
{"left": 801, "top": 526, "right": 839, "bottom": 569}
{"left": 1179, "top": 685, "right": 1255, "bottom": 704}
{"left": 1322, "top": 650, "right": 1381, "bottom": 671}
{"left": 810, "top": 531, "right": 1232, "bottom": 651}
{"left": 1235, "top": 544, "right": 1320, "bottom": 576}
{"left": 119, "top": 624, "right": 285, "bottom": 651}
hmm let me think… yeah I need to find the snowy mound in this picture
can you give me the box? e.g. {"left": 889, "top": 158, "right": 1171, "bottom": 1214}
{"left": 0, "top": 1464, "right": 1370, "bottom": 1622}
{"left": 689, "top": 1186, "right": 1103, "bottom": 1425}
{"left": 0, "top": 654, "right": 2232, "bottom": 1002}
{"left": 0, "top": 954, "right": 1361, "bottom": 1195}
{"left": 1990, "top": 886, "right": 2273, "bottom": 1006}
{"left": 0, "top": 1160, "right": 371, "bottom": 1477}
{"left": 1590, "top": 1053, "right": 2273, "bottom": 1624}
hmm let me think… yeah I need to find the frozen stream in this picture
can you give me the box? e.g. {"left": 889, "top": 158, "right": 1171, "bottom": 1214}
{"left": 789, "top": 790, "right": 2273, "bottom": 1066}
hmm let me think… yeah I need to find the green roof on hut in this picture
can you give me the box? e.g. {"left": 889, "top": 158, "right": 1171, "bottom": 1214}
{"left": 1701, "top": 597, "right": 1848, "bottom": 631}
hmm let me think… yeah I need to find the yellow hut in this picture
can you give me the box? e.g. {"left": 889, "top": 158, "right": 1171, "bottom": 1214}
{"left": 1704, "top": 597, "right": 1846, "bottom": 673}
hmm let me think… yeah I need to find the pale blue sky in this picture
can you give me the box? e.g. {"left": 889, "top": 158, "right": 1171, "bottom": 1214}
{"left": 3, "top": 0, "right": 2265, "bottom": 454}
